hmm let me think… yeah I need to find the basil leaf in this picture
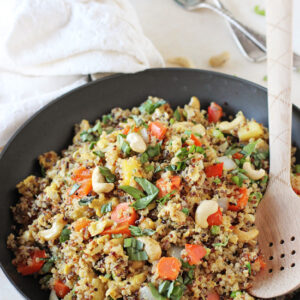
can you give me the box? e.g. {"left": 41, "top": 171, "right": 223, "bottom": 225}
{"left": 99, "top": 166, "right": 116, "bottom": 183}
{"left": 101, "top": 202, "right": 112, "bottom": 214}
{"left": 117, "top": 134, "right": 131, "bottom": 155}
{"left": 78, "top": 196, "right": 96, "bottom": 206}
{"left": 41, "top": 257, "right": 55, "bottom": 274}
{"left": 174, "top": 109, "right": 181, "bottom": 121}
{"left": 157, "top": 191, "right": 175, "bottom": 205}
{"left": 69, "top": 183, "right": 81, "bottom": 196}
{"left": 59, "top": 226, "right": 71, "bottom": 243}
{"left": 147, "top": 144, "right": 161, "bottom": 158}
{"left": 102, "top": 114, "right": 112, "bottom": 124}
{"left": 134, "top": 177, "right": 159, "bottom": 196}
{"left": 132, "top": 194, "right": 157, "bottom": 210}
{"left": 119, "top": 186, "right": 145, "bottom": 199}
{"left": 149, "top": 283, "right": 167, "bottom": 300}
{"left": 139, "top": 99, "right": 166, "bottom": 114}
{"left": 140, "top": 152, "right": 149, "bottom": 164}
{"left": 93, "top": 150, "right": 105, "bottom": 158}
{"left": 242, "top": 139, "right": 261, "bottom": 157}
{"left": 91, "top": 122, "right": 102, "bottom": 134}
{"left": 175, "top": 148, "right": 189, "bottom": 159}
{"left": 129, "top": 226, "right": 155, "bottom": 237}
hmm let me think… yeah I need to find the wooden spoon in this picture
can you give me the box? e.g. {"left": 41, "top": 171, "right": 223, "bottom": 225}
{"left": 250, "top": 0, "right": 300, "bottom": 298}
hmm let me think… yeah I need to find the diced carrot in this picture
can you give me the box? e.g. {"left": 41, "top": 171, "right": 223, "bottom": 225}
{"left": 190, "top": 134, "right": 202, "bottom": 146}
{"left": 101, "top": 222, "right": 131, "bottom": 236}
{"left": 54, "top": 280, "right": 70, "bottom": 298}
{"left": 207, "top": 102, "right": 223, "bottom": 123}
{"left": 157, "top": 257, "right": 181, "bottom": 280}
{"left": 232, "top": 152, "right": 244, "bottom": 160}
{"left": 207, "top": 291, "right": 220, "bottom": 300}
{"left": 149, "top": 121, "right": 167, "bottom": 140}
{"left": 156, "top": 175, "right": 181, "bottom": 197}
{"left": 255, "top": 255, "right": 267, "bottom": 270}
{"left": 71, "top": 166, "right": 91, "bottom": 182}
{"left": 205, "top": 163, "right": 224, "bottom": 178}
{"left": 111, "top": 203, "right": 137, "bottom": 225}
{"left": 185, "top": 244, "right": 207, "bottom": 265}
{"left": 228, "top": 188, "right": 249, "bottom": 211}
{"left": 72, "top": 218, "right": 91, "bottom": 232}
{"left": 17, "top": 249, "right": 46, "bottom": 276}
{"left": 122, "top": 126, "right": 130, "bottom": 135}
{"left": 207, "top": 208, "right": 223, "bottom": 226}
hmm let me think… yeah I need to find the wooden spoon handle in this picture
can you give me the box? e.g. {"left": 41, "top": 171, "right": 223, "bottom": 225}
{"left": 267, "top": 0, "right": 293, "bottom": 185}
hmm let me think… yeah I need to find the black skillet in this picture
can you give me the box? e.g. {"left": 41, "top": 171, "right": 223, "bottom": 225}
{"left": 0, "top": 68, "right": 299, "bottom": 300}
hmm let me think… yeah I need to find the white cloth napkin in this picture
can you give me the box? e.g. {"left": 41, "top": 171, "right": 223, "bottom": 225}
{"left": 0, "top": 0, "right": 164, "bottom": 146}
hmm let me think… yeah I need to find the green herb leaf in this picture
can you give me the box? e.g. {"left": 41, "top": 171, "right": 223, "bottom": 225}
{"left": 104, "top": 273, "right": 112, "bottom": 279}
{"left": 213, "top": 178, "right": 221, "bottom": 185}
{"left": 175, "top": 147, "right": 189, "bottom": 160}
{"left": 59, "top": 226, "right": 71, "bottom": 243}
{"left": 101, "top": 202, "right": 112, "bottom": 214}
{"left": 167, "top": 281, "right": 175, "bottom": 298}
{"left": 263, "top": 75, "right": 268, "bottom": 82}
{"left": 78, "top": 196, "right": 96, "bottom": 206}
{"left": 254, "top": 5, "right": 265, "bottom": 16}
{"left": 249, "top": 192, "right": 263, "bottom": 207}
{"left": 134, "top": 177, "right": 159, "bottom": 196}
{"left": 242, "top": 139, "right": 261, "bottom": 157}
{"left": 154, "top": 165, "right": 162, "bottom": 173}
{"left": 93, "top": 150, "right": 105, "bottom": 158}
{"left": 129, "top": 225, "right": 155, "bottom": 237}
{"left": 41, "top": 257, "right": 55, "bottom": 274}
{"left": 145, "top": 164, "right": 155, "bottom": 173}
{"left": 157, "top": 191, "right": 175, "bottom": 205}
{"left": 174, "top": 109, "right": 181, "bottom": 121}
{"left": 117, "top": 134, "right": 131, "bottom": 155}
{"left": 149, "top": 283, "right": 167, "bottom": 300}
{"left": 261, "top": 175, "right": 268, "bottom": 184}
{"left": 140, "top": 152, "right": 149, "bottom": 164}
{"left": 181, "top": 208, "right": 189, "bottom": 215}
{"left": 99, "top": 166, "right": 116, "bottom": 183}
{"left": 225, "top": 145, "right": 240, "bottom": 156}
{"left": 69, "top": 183, "right": 81, "bottom": 196}
{"left": 41, "top": 165, "right": 46, "bottom": 177}
{"left": 132, "top": 194, "right": 157, "bottom": 210}
{"left": 158, "top": 281, "right": 171, "bottom": 294}
{"left": 89, "top": 141, "right": 96, "bottom": 150}
{"left": 119, "top": 185, "right": 145, "bottom": 199}
{"left": 102, "top": 114, "right": 112, "bottom": 124}
{"left": 147, "top": 144, "right": 161, "bottom": 158}
{"left": 80, "top": 131, "right": 97, "bottom": 142}
{"left": 91, "top": 122, "right": 103, "bottom": 134}
{"left": 131, "top": 115, "right": 146, "bottom": 127}
{"left": 210, "top": 225, "right": 220, "bottom": 235}
{"left": 139, "top": 99, "right": 166, "bottom": 114}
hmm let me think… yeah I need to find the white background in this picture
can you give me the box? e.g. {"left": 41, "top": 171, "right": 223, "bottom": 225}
{"left": 1, "top": 0, "right": 300, "bottom": 299}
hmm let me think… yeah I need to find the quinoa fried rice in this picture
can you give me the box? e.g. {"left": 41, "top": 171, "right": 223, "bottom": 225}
{"left": 7, "top": 97, "right": 300, "bottom": 300}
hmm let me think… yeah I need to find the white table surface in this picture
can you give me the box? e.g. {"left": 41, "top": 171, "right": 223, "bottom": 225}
{"left": 1, "top": 0, "right": 300, "bottom": 299}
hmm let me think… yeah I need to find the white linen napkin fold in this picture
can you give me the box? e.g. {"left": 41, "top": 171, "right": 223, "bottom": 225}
{"left": 0, "top": 0, "right": 164, "bottom": 146}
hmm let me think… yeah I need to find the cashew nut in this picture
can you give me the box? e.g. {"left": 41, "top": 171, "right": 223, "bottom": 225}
{"left": 189, "top": 96, "right": 200, "bottom": 109}
{"left": 234, "top": 228, "right": 259, "bottom": 243}
{"left": 167, "top": 56, "right": 194, "bottom": 68}
{"left": 92, "top": 167, "right": 114, "bottom": 194}
{"left": 137, "top": 236, "right": 162, "bottom": 262}
{"left": 209, "top": 51, "right": 230, "bottom": 68}
{"left": 219, "top": 112, "right": 246, "bottom": 133}
{"left": 39, "top": 214, "right": 66, "bottom": 241}
{"left": 195, "top": 200, "right": 218, "bottom": 228}
{"left": 192, "top": 124, "right": 206, "bottom": 136}
{"left": 126, "top": 132, "right": 147, "bottom": 153}
{"left": 243, "top": 162, "right": 266, "bottom": 180}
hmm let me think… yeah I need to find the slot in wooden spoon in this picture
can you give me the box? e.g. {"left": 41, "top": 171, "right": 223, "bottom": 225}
{"left": 250, "top": 0, "right": 300, "bottom": 298}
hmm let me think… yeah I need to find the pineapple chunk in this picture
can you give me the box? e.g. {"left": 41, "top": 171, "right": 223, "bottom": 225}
{"left": 119, "top": 157, "right": 143, "bottom": 186}
{"left": 238, "top": 121, "right": 264, "bottom": 142}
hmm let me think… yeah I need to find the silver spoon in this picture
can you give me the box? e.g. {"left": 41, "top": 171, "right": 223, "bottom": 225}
{"left": 174, "top": 0, "right": 300, "bottom": 70}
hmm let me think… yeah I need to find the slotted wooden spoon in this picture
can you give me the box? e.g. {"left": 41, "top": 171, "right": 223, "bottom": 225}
{"left": 250, "top": 0, "right": 300, "bottom": 298}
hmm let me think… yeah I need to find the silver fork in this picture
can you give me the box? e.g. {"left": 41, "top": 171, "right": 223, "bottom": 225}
{"left": 174, "top": 0, "right": 300, "bottom": 70}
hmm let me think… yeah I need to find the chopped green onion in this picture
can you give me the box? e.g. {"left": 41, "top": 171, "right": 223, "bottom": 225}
{"left": 246, "top": 262, "right": 251, "bottom": 275}
{"left": 210, "top": 225, "right": 220, "bottom": 235}
{"left": 263, "top": 75, "right": 268, "bottom": 82}
{"left": 254, "top": 5, "right": 265, "bottom": 16}
{"left": 78, "top": 196, "right": 96, "bottom": 206}
{"left": 213, "top": 178, "right": 221, "bottom": 184}
{"left": 213, "top": 236, "right": 229, "bottom": 248}
{"left": 111, "top": 234, "right": 123, "bottom": 239}
{"left": 147, "top": 144, "right": 161, "bottom": 158}
{"left": 176, "top": 147, "right": 189, "bottom": 159}
{"left": 129, "top": 226, "right": 155, "bottom": 237}
{"left": 102, "top": 114, "right": 112, "bottom": 124}
{"left": 212, "top": 129, "right": 224, "bottom": 139}
{"left": 140, "top": 152, "right": 149, "bottom": 163}
{"left": 230, "top": 291, "right": 242, "bottom": 298}
{"left": 93, "top": 150, "right": 105, "bottom": 158}
{"left": 139, "top": 99, "right": 166, "bottom": 114}
{"left": 181, "top": 208, "right": 189, "bottom": 215}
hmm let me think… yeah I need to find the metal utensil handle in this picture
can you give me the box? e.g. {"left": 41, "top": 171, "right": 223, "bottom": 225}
{"left": 197, "top": 2, "right": 267, "bottom": 52}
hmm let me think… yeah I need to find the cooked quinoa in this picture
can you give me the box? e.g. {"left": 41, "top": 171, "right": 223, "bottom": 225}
{"left": 7, "top": 96, "right": 300, "bottom": 300}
